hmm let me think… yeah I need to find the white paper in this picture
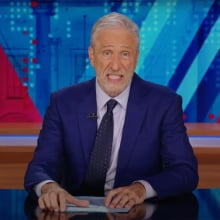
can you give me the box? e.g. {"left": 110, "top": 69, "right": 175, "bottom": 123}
{"left": 66, "top": 196, "right": 130, "bottom": 213}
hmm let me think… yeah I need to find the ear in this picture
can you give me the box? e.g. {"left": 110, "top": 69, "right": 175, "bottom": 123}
{"left": 88, "top": 46, "right": 95, "bottom": 67}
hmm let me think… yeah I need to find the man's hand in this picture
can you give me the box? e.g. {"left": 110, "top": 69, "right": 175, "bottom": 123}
{"left": 105, "top": 182, "right": 146, "bottom": 209}
{"left": 38, "top": 182, "right": 89, "bottom": 212}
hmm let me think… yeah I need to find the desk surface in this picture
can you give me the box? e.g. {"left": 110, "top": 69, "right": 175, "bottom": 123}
{"left": 0, "top": 188, "right": 220, "bottom": 220}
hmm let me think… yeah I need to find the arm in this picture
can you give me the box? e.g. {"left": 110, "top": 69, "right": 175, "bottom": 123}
{"left": 24, "top": 93, "right": 65, "bottom": 199}
{"left": 146, "top": 94, "right": 199, "bottom": 198}
{"left": 105, "top": 93, "right": 198, "bottom": 208}
{"left": 24, "top": 93, "right": 89, "bottom": 211}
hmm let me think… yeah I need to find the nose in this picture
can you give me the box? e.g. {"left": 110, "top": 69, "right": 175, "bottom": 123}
{"left": 110, "top": 55, "right": 120, "bottom": 71}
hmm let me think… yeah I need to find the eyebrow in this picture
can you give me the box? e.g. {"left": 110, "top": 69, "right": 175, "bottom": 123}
{"left": 102, "top": 45, "right": 132, "bottom": 49}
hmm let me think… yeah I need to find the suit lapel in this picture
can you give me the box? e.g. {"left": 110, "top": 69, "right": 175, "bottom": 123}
{"left": 115, "top": 74, "right": 149, "bottom": 184}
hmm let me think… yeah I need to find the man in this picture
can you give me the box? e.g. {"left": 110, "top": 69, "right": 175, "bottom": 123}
{"left": 24, "top": 12, "right": 198, "bottom": 212}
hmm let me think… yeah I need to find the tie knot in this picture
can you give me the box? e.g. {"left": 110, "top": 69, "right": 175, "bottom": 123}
{"left": 106, "top": 99, "right": 117, "bottom": 112}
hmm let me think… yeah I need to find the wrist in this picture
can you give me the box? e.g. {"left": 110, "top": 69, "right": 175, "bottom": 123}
{"left": 132, "top": 182, "right": 147, "bottom": 199}
{"left": 41, "top": 182, "right": 60, "bottom": 194}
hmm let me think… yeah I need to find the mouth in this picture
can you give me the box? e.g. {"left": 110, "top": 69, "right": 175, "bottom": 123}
{"left": 107, "top": 74, "right": 123, "bottom": 80}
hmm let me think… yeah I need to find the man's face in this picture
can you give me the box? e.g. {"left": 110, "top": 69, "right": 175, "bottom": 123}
{"left": 88, "top": 28, "right": 139, "bottom": 97}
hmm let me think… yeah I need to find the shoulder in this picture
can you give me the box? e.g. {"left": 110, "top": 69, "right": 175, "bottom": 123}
{"left": 132, "top": 74, "right": 183, "bottom": 114}
{"left": 52, "top": 78, "right": 95, "bottom": 99}
{"left": 132, "top": 73, "right": 180, "bottom": 100}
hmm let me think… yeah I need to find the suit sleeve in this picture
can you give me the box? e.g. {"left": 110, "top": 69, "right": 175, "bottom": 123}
{"left": 146, "top": 94, "right": 199, "bottom": 198}
{"left": 24, "top": 93, "right": 64, "bottom": 199}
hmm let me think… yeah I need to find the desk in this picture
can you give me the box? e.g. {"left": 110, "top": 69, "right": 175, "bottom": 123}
{"left": 1, "top": 122, "right": 220, "bottom": 189}
{"left": 0, "top": 188, "right": 220, "bottom": 220}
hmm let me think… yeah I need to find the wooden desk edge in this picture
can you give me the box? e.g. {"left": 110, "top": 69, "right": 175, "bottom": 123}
{"left": 0, "top": 123, "right": 42, "bottom": 135}
{"left": 0, "top": 122, "right": 220, "bottom": 136}
{"left": 0, "top": 146, "right": 220, "bottom": 165}
{"left": 185, "top": 123, "right": 220, "bottom": 136}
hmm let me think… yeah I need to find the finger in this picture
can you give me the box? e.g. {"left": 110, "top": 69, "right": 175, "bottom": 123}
{"left": 58, "top": 192, "right": 90, "bottom": 212}
{"left": 67, "top": 195, "right": 90, "bottom": 207}
{"left": 106, "top": 188, "right": 138, "bottom": 208}
{"left": 113, "top": 192, "right": 136, "bottom": 208}
{"left": 124, "top": 198, "right": 136, "bottom": 209}
{"left": 49, "top": 191, "right": 60, "bottom": 212}
{"left": 39, "top": 193, "right": 52, "bottom": 211}
{"left": 74, "top": 198, "right": 90, "bottom": 207}
{"left": 38, "top": 196, "right": 46, "bottom": 210}
{"left": 115, "top": 194, "right": 129, "bottom": 208}
{"left": 105, "top": 188, "right": 122, "bottom": 207}
{"left": 57, "top": 191, "right": 68, "bottom": 212}
{"left": 39, "top": 191, "right": 60, "bottom": 212}
{"left": 107, "top": 192, "right": 126, "bottom": 208}
{"left": 126, "top": 192, "right": 138, "bottom": 204}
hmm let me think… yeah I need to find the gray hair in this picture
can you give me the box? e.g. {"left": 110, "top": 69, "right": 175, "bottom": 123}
{"left": 90, "top": 12, "right": 139, "bottom": 49}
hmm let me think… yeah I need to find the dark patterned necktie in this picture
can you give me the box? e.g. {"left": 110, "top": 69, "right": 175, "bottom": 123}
{"left": 84, "top": 99, "right": 117, "bottom": 196}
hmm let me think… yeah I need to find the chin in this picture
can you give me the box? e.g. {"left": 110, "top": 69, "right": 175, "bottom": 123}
{"left": 108, "top": 90, "right": 122, "bottom": 97}
{"left": 104, "top": 84, "right": 125, "bottom": 97}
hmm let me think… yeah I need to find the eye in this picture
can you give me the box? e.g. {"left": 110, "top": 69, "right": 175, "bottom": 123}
{"left": 122, "top": 51, "right": 129, "bottom": 58}
{"left": 103, "top": 50, "right": 112, "bottom": 57}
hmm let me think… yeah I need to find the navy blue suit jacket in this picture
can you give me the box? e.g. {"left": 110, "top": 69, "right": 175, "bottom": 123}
{"left": 24, "top": 74, "right": 198, "bottom": 199}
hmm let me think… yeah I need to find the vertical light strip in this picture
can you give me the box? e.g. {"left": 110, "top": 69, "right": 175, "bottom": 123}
{"left": 177, "top": 17, "right": 220, "bottom": 110}
{"left": 136, "top": 0, "right": 177, "bottom": 73}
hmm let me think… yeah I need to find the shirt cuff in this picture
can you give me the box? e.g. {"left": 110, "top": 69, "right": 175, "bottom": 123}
{"left": 34, "top": 180, "right": 54, "bottom": 197}
{"left": 134, "top": 180, "right": 157, "bottom": 199}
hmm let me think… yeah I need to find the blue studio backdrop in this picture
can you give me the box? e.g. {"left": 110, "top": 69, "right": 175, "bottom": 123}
{"left": 0, "top": 0, "right": 219, "bottom": 122}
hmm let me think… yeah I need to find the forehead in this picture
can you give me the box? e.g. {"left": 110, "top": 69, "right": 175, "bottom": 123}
{"left": 93, "top": 28, "right": 138, "bottom": 48}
